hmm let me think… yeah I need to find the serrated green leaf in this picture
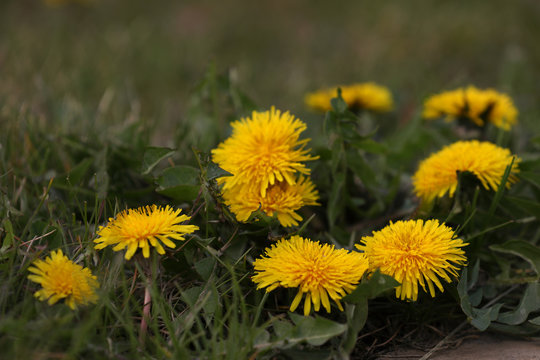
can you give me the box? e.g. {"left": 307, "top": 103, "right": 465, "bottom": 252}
{"left": 194, "top": 257, "right": 215, "bottom": 281}
{"left": 503, "top": 196, "right": 540, "bottom": 219}
{"left": 155, "top": 165, "right": 200, "bottom": 202}
{"left": 327, "top": 173, "right": 345, "bottom": 228}
{"left": 351, "top": 138, "right": 387, "bottom": 154}
{"left": 490, "top": 240, "right": 540, "bottom": 275}
{"left": 341, "top": 299, "right": 368, "bottom": 353}
{"left": 206, "top": 161, "right": 232, "bottom": 181}
{"left": 288, "top": 313, "right": 347, "bottom": 346}
{"left": 529, "top": 315, "right": 540, "bottom": 325}
{"left": 471, "top": 303, "right": 503, "bottom": 331}
{"left": 346, "top": 150, "right": 377, "bottom": 189}
{"left": 1, "top": 219, "right": 14, "bottom": 254}
{"left": 141, "top": 147, "right": 175, "bottom": 175}
{"left": 497, "top": 283, "right": 540, "bottom": 325}
{"left": 273, "top": 318, "right": 294, "bottom": 340}
{"left": 343, "top": 269, "right": 400, "bottom": 303}
{"left": 330, "top": 92, "right": 348, "bottom": 113}
{"left": 489, "top": 321, "right": 540, "bottom": 336}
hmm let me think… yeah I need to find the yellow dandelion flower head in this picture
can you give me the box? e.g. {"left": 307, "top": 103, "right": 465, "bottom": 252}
{"left": 252, "top": 235, "right": 369, "bottom": 316}
{"left": 305, "top": 82, "right": 394, "bottom": 113}
{"left": 412, "top": 140, "right": 520, "bottom": 203}
{"left": 356, "top": 219, "right": 467, "bottom": 301}
{"left": 94, "top": 205, "right": 199, "bottom": 260}
{"left": 223, "top": 175, "right": 319, "bottom": 227}
{"left": 423, "top": 86, "right": 518, "bottom": 130}
{"left": 27, "top": 249, "right": 99, "bottom": 309}
{"left": 211, "top": 107, "right": 318, "bottom": 198}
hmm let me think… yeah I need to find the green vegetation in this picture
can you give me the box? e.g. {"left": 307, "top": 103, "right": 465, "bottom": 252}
{"left": 1, "top": 0, "right": 540, "bottom": 359}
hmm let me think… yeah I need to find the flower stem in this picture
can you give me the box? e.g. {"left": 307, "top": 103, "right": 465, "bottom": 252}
{"left": 139, "top": 282, "right": 151, "bottom": 343}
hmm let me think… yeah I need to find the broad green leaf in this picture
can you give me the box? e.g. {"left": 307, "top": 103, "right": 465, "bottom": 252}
{"left": 343, "top": 269, "right": 400, "bottom": 303}
{"left": 194, "top": 257, "right": 215, "bottom": 281}
{"left": 346, "top": 150, "right": 378, "bottom": 189}
{"left": 490, "top": 240, "right": 540, "bottom": 275}
{"left": 341, "top": 299, "right": 368, "bottom": 353}
{"left": 351, "top": 138, "right": 387, "bottom": 154}
{"left": 155, "top": 165, "right": 200, "bottom": 202}
{"left": 141, "top": 147, "right": 175, "bottom": 175}
{"left": 518, "top": 171, "right": 540, "bottom": 191}
{"left": 330, "top": 93, "right": 348, "bottom": 113}
{"left": 489, "top": 321, "right": 540, "bottom": 336}
{"left": 0, "top": 219, "right": 14, "bottom": 254}
{"left": 289, "top": 313, "right": 348, "bottom": 346}
{"left": 273, "top": 317, "right": 294, "bottom": 340}
{"left": 503, "top": 196, "right": 540, "bottom": 219}
{"left": 529, "top": 316, "right": 540, "bottom": 326}
{"left": 471, "top": 303, "right": 503, "bottom": 331}
{"left": 497, "top": 283, "right": 540, "bottom": 325}
{"left": 206, "top": 161, "right": 232, "bottom": 181}
{"left": 327, "top": 173, "right": 345, "bottom": 228}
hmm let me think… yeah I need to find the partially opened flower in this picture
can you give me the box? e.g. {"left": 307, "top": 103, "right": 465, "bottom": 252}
{"left": 223, "top": 175, "right": 319, "bottom": 227}
{"left": 212, "top": 107, "right": 317, "bottom": 198}
{"left": 28, "top": 249, "right": 99, "bottom": 309}
{"left": 413, "top": 140, "right": 520, "bottom": 203}
{"left": 423, "top": 86, "right": 518, "bottom": 130}
{"left": 94, "top": 205, "right": 199, "bottom": 260}
{"left": 305, "top": 82, "right": 394, "bottom": 113}
{"left": 356, "top": 220, "right": 467, "bottom": 301}
{"left": 253, "top": 235, "right": 369, "bottom": 316}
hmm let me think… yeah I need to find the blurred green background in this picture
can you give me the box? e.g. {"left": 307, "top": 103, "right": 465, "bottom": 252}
{"left": 1, "top": 0, "right": 539, "bottom": 144}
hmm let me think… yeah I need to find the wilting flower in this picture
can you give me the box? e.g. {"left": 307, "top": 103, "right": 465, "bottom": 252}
{"left": 27, "top": 249, "right": 99, "bottom": 309}
{"left": 212, "top": 107, "right": 317, "bottom": 198}
{"left": 253, "top": 235, "right": 369, "bottom": 316}
{"left": 223, "top": 176, "right": 319, "bottom": 227}
{"left": 94, "top": 205, "right": 199, "bottom": 260}
{"left": 305, "top": 82, "right": 393, "bottom": 113}
{"left": 357, "top": 220, "right": 467, "bottom": 301}
{"left": 423, "top": 86, "right": 518, "bottom": 130}
{"left": 412, "top": 140, "right": 520, "bottom": 203}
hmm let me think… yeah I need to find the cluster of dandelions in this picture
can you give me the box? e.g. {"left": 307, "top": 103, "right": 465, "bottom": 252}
{"left": 212, "top": 107, "right": 320, "bottom": 227}
{"left": 27, "top": 205, "right": 199, "bottom": 309}
{"left": 25, "top": 82, "right": 520, "bottom": 319}
{"left": 423, "top": 86, "right": 518, "bottom": 130}
{"left": 305, "top": 82, "right": 394, "bottom": 113}
{"left": 251, "top": 220, "right": 468, "bottom": 315}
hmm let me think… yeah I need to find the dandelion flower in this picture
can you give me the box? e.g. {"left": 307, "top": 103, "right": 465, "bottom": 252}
{"left": 27, "top": 249, "right": 99, "bottom": 309}
{"left": 356, "top": 220, "right": 467, "bottom": 301}
{"left": 305, "top": 82, "right": 394, "bottom": 113}
{"left": 253, "top": 235, "right": 369, "bottom": 316}
{"left": 412, "top": 140, "right": 520, "bottom": 203}
{"left": 212, "top": 107, "right": 317, "bottom": 198}
{"left": 423, "top": 86, "right": 518, "bottom": 130}
{"left": 94, "top": 205, "right": 199, "bottom": 260}
{"left": 223, "top": 175, "right": 319, "bottom": 227}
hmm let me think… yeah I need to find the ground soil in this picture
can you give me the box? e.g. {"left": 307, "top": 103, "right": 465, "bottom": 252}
{"left": 378, "top": 333, "right": 540, "bottom": 360}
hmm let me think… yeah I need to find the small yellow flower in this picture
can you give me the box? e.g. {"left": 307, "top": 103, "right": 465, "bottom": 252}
{"left": 212, "top": 107, "right": 317, "bottom": 198}
{"left": 94, "top": 205, "right": 199, "bottom": 260}
{"left": 28, "top": 249, "right": 99, "bottom": 309}
{"left": 305, "top": 82, "right": 394, "bottom": 113}
{"left": 357, "top": 220, "right": 467, "bottom": 301}
{"left": 223, "top": 175, "right": 319, "bottom": 227}
{"left": 253, "top": 235, "right": 369, "bottom": 316}
{"left": 423, "top": 86, "right": 518, "bottom": 130}
{"left": 412, "top": 140, "right": 520, "bottom": 203}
